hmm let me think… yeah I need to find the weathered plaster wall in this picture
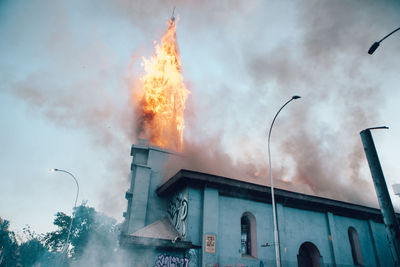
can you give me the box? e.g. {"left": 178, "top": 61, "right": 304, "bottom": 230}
{"left": 145, "top": 148, "right": 172, "bottom": 226}
{"left": 332, "top": 215, "right": 376, "bottom": 266}
{"left": 123, "top": 147, "right": 395, "bottom": 267}
{"left": 280, "top": 206, "right": 332, "bottom": 266}
{"left": 202, "top": 187, "right": 219, "bottom": 266}
{"left": 368, "top": 219, "right": 395, "bottom": 266}
{"left": 186, "top": 187, "right": 203, "bottom": 246}
{"left": 218, "top": 195, "right": 274, "bottom": 267}
{"left": 186, "top": 190, "right": 393, "bottom": 267}
{"left": 124, "top": 247, "right": 199, "bottom": 267}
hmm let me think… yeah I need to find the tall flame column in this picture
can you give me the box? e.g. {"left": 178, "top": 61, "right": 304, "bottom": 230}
{"left": 137, "top": 18, "right": 189, "bottom": 152}
{"left": 268, "top": 96, "right": 301, "bottom": 267}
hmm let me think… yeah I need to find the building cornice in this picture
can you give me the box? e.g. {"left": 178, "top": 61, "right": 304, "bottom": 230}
{"left": 120, "top": 234, "right": 198, "bottom": 250}
{"left": 157, "top": 169, "right": 393, "bottom": 222}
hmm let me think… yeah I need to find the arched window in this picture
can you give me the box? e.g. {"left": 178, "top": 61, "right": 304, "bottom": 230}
{"left": 241, "top": 216, "right": 251, "bottom": 255}
{"left": 348, "top": 227, "right": 364, "bottom": 266}
{"left": 241, "top": 212, "right": 257, "bottom": 258}
{"left": 298, "top": 242, "right": 321, "bottom": 267}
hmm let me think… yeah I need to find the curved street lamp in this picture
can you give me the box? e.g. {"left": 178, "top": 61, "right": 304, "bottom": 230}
{"left": 268, "top": 95, "right": 301, "bottom": 267}
{"left": 368, "top": 27, "right": 400, "bottom": 55}
{"left": 49, "top": 168, "right": 79, "bottom": 265}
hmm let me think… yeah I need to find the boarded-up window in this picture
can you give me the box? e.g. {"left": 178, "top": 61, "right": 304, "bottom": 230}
{"left": 348, "top": 227, "right": 364, "bottom": 266}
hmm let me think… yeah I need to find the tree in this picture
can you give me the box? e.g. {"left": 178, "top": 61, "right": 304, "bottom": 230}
{"left": 1, "top": 218, "right": 56, "bottom": 267}
{"left": 0, "top": 217, "right": 20, "bottom": 267}
{"left": 43, "top": 212, "right": 72, "bottom": 253}
{"left": 0, "top": 204, "right": 119, "bottom": 266}
{"left": 43, "top": 203, "right": 119, "bottom": 265}
{"left": 19, "top": 226, "right": 55, "bottom": 267}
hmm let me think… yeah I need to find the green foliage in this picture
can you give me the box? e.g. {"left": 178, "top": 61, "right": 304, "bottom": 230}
{"left": 19, "top": 226, "right": 56, "bottom": 267}
{"left": 43, "top": 212, "right": 71, "bottom": 252}
{"left": 70, "top": 205, "right": 96, "bottom": 258}
{"left": 19, "top": 239, "right": 45, "bottom": 267}
{"left": 43, "top": 203, "right": 119, "bottom": 265}
{"left": 1, "top": 203, "right": 119, "bottom": 266}
{"left": 0, "top": 217, "right": 21, "bottom": 267}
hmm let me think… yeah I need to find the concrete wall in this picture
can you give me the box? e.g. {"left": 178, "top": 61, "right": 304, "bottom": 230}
{"left": 280, "top": 205, "right": 332, "bottom": 266}
{"left": 186, "top": 187, "right": 203, "bottom": 246}
{"left": 123, "top": 143, "right": 172, "bottom": 234}
{"left": 218, "top": 195, "right": 274, "bottom": 267}
{"left": 332, "top": 215, "right": 376, "bottom": 266}
{"left": 367, "top": 219, "right": 395, "bottom": 267}
{"left": 182, "top": 189, "right": 394, "bottom": 267}
{"left": 124, "top": 247, "right": 200, "bottom": 267}
{"left": 122, "top": 146, "right": 394, "bottom": 267}
{"left": 202, "top": 187, "right": 219, "bottom": 266}
{"left": 145, "top": 148, "right": 171, "bottom": 225}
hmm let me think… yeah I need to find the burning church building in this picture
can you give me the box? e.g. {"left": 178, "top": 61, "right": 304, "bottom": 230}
{"left": 120, "top": 141, "right": 396, "bottom": 267}
{"left": 119, "top": 14, "right": 398, "bottom": 267}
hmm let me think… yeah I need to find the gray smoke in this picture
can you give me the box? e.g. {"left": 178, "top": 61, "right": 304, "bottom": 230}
{"left": 2, "top": 1, "right": 400, "bottom": 232}
{"left": 163, "top": 0, "right": 400, "bottom": 207}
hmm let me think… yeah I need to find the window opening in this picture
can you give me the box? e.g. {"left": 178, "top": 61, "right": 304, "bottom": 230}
{"left": 241, "top": 216, "right": 251, "bottom": 255}
{"left": 298, "top": 242, "right": 321, "bottom": 267}
{"left": 348, "top": 227, "right": 364, "bottom": 266}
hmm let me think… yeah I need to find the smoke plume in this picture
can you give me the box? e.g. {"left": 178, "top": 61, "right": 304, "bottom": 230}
{"left": 2, "top": 0, "right": 400, "bottom": 234}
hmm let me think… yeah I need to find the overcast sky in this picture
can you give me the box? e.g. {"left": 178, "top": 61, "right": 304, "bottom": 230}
{"left": 1, "top": 0, "right": 400, "bottom": 235}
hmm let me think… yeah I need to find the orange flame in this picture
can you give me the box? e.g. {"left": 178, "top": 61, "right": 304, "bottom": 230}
{"left": 136, "top": 18, "right": 189, "bottom": 151}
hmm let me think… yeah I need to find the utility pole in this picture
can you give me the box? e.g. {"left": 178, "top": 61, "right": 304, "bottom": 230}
{"left": 360, "top": 127, "right": 400, "bottom": 266}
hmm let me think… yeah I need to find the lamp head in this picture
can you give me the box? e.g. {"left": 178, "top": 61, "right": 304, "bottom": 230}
{"left": 292, "top": 95, "right": 301, "bottom": 100}
{"left": 49, "top": 168, "right": 59, "bottom": 172}
{"left": 368, "top": 42, "right": 380, "bottom": 55}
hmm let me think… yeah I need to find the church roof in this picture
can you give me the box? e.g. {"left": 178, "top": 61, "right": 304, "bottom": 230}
{"left": 157, "top": 169, "right": 391, "bottom": 222}
{"left": 120, "top": 217, "right": 196, "bottom": 249}
{"left": 131, "top": 216, "right": 180, "bottom": 240}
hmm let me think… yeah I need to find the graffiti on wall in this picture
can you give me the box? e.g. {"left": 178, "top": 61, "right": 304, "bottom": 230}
{"left": 154, "top": 255, "right": 189, "bottom": 267}
{"left": 167, "top": 192, "right": 188, "bottom": 237}
{"left": 185, "top": 248, "right": 198, "bottom": 267}
{"left": 207, "top": 264, "right": 253, "bottom": 267}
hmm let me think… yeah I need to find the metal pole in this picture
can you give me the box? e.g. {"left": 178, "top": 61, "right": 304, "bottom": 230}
{"left": 360, "top": 127, "right": 400, "bottom": 265}
{"left": 268, "top": 96, "right": 301, "bottom": 267}
{"left": 50, "top": 168, "right": 79, "bottom": 266}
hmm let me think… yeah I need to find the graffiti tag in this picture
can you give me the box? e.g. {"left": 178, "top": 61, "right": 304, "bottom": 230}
{"left": 167, "top": 193, "right": 188, "bottom": 237}
{"left": 154, "top": 255, "right": 189, "bottom": 267}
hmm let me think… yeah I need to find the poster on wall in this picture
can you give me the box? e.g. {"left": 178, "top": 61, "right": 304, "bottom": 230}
{"left": 205, "top": 235, "right": 216, "bottom": 253}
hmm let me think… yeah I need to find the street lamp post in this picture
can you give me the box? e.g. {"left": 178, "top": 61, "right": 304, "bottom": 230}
{"left": 268, "top": 95, "right": 301, "bottom": 267}
{"left": 360, "top": 127, "right": 400, "bottom": 265}
{"left": 368, "top": 26, "right": 400, "bottom": 55}
{"left": 49, "top": 168, "right": 79, "bottom": 266}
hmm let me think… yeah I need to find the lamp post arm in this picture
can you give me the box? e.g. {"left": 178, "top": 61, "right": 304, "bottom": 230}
{"left": 268, "top": 98, "right": 296, "bottom": 146}
{"left": 268, "top": 96, "right": 300, "bottom": 168}
{"left": 55, "top": 169, "right": 80, "bottom": 209}
{"left": 51, "top": 169, "right": 79, "bottom": 266}
{"left": 378, "top": 27, "right": 400, "bottom": 43}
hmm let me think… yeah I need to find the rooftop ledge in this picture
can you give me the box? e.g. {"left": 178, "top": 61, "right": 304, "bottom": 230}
{"left": 157, "top": 169, "right": 398, "bottom": 223}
